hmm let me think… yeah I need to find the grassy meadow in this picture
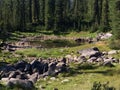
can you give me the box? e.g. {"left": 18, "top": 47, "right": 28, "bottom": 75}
{"left": 1, "top": 31, "right": 120, "bottom": 90}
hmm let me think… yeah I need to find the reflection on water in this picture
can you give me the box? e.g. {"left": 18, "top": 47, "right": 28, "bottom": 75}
{"left": 28, "top": 39, "right": 80, "bottom": 48}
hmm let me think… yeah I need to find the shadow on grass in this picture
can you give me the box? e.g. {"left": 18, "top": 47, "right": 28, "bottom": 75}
{"left": 0, "top": 84, "right": 38, "bottom": 90}
{"left": 60, "top": 63, "right": 99, "bottom": 77}
{"left": 60, "top": 63, "right": 120, "bottom": 77}
{"left": 76, "top": 63, "right": 99, "bottom": 70}
{"left": 83, "top": 69, "right": 120, "bottom": 76}
{"left": 7, "top": 33, "right": 22, "bottom": 41}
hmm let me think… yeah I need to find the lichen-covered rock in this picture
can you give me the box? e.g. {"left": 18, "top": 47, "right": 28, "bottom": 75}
{"left": 6, "top": 79, "right": 34, "bottom": 89}
{"left": 78, "top": 47, "right": 102, "bottom": 58}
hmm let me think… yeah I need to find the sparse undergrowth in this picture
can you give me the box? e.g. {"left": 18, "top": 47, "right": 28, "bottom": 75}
{"left": 36, "top": 64, "right": 120, "bottom": 90}
{"left": 0, "top": 84, "right": 37, "bottom": 90}
{"left": 0, "top": 51, "right": 22, "bottom": 63}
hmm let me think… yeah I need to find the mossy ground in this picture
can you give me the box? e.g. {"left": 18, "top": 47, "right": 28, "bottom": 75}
{"left": 36, "top": 64, "right": 120, "bottom": 90}
{"left": 1, "top": 31, "right": 120, "bottom": 90}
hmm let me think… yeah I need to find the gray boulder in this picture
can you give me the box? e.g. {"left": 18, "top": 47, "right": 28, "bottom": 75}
{"left": 102, "top": 61, "right": 114, "bottom": 67}
{"left": 56, "top": 62, "right": 67, "bottom": 73}
{"left": 96, "top": 57, "right": 104, "bottom": 62}
{"left": 46, "top": 62, "right": 57, "bottom": 76}
{"left": 31, "top": 60, "right": 41, "bottom": 73}
{"left": 0, "top": 65, "right": 16, "bottom": 78}
{"left": 30, "top": 60, "right": 48, "bottom": 74}
{"left": 78, "top": 47, "right": 101, "bottom": 58}
{"left": 77, "top": 56, "right": 87, "bottom": 63}
{"left": 100, "top": 33, "right": 112, "bottom": 40}
{"left": 102, "top": 51, "right": 108, "bottom": 55}
{"left": 65, "top": 55, "right": 74, "bottom": 63}
{"left": 61, "top": 57, "right": 67, "bottom": 64}
{"left": 108, "top": 50, "right": 118, "bottom": 55}
{"left": 6, "top": 79, "right": 34, "bottom": 89}
{"left": 16, "top": 74, "right": 28, "bottom": 80}
{"left": 28, "top": 72, "right": 39, "bottom": 83}
{"left": 24, "top": 63, "right": 32, "bottom": 74}
{"left": 8, "top": 70, "right": 22, "bottom": 79}
{"left": 87, "top": 57, "right": 97, "bottom": 63}
{"left": 14, "top": 60, "right": 28, "bottom": 72}
{"left": 112, "top": 58, "right": 119, "bottom": 63}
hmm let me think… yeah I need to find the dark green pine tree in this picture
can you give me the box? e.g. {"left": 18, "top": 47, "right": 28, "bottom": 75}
{"left": 45, "top": 0, "right": 55, "bottom": 30}
{"left": 113, "top": 0, "right": 120, "bottom": 39}
{"left": 92, "top": 0, "right": 100, "bottom": 31}
{"left": 32, "top": 0, "right": 40, "bottom": 23}
{"left": 109, "top": 0, "right": 120, "bottom": 49}
{"left": 62, "top": 0, "right": 71, "bottom": 30}
{"left": 92, "top": 0, "right": 105, "bottom": 32}
{"left": 54, "top": 0, "right": 64, "bottom": 33}
{"left": 101, "top": 0, "right": 110, "bottom": 32}
{"left": 20, "top": 0, "right": 26, "bottom": 31}
{"left": 72, "top": 0, "right": 88, "bottom": 31}
{"left": 28, "top": 0, "right": 32, "bottom": 23}
{"left": 39, "top": 0, "right": 45, "bottom": 25}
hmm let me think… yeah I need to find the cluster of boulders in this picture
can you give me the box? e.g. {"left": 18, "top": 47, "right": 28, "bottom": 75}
{"left": 75, "top": 37, "right": 96, "bottom": 44}
{"left": 75, "top": 32, "right": 113, "bottom": 44}
{"left": 0, "top": 32, "right": 113, "bottom": 52}
{"left": 0, "top": 41, "right": 43, "bottom": 52}
{"left": 0, "top": 47, "right": 119, "bottom": 89}
{"left": 96, "top": 32, "right": 112, "bottom": 40}
{"left": 65, "top": 47, "right": 119, "bottom": 67}
{"left": 0, "top": 58, "right": 67, "bottom": 89}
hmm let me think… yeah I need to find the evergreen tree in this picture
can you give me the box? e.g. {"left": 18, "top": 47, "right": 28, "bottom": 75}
{"left": 20, "top": 0, "right": 26, "bottom": 31}
{"left": 54, "top": 0, "right": 64, "bottom": 33}
{"left": 109, "top": 0, "right": 120, "bottom": 49}
{"left": 101, "top": 0, "right": 110, "bottom": 32}
{"left": 45, "top": 0, "right": 55, "bottom": 30}
{"left": 72, "top": 0, "right": 88, "bottom": 31}
{"left": 0, "top": 0, "right": 116, "bottom": 37}
{"left": 93, "top": 0, "right": 100, "bottom": 24}
{"left": 32, "top": 0, "right": 40, "bottom": 23}
{"left": 113, "top": 0, "right": 120, "bottom": 39}
{"left": 39, "top": 0, "right": 45, "bottom": 25}
{"left": 29, "top": 0, "right": 32, "bottom": 23}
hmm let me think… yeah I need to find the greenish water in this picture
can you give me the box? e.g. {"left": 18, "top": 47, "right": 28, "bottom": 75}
{"left": 29, "top": 39, "right": 80, "bottom": 48}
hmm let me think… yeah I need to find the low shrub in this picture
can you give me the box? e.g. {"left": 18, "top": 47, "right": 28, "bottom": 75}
{"left": 91, "top": 81, "right": 116, "bottom": 90}
{"left": 109, "top": 38, "right": 120, "bottom": 50}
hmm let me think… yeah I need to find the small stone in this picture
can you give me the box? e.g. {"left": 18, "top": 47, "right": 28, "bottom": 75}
{"left": 50, "top": 77, "right": 56, "bottom": 81}
{"left": 61, "top": 79, "right": 69, "bottom": 83}
{"left": 108, "top": 50, "right": 118, "bottom": 55}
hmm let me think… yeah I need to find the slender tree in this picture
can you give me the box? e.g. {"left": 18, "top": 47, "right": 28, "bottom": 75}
{"left": 101, "top": 0, "right": 110, "bottom": 32}
{"left": 54, "top": 0, "right": 64, "bottom": 33}
{"left": 45, "top": 0, "right": 55, "bottom": 30}
{"left": 39, "top": 0, "right": 45, "bottom": 25}
{"left": 113, "top": 0, "right": 120, "bottom": 39}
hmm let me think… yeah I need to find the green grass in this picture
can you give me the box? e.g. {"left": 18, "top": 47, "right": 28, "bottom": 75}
{"left": 1, "top": 31, "right": 120, "bottom": 90}
{"left": 36, "top": 64, "right": 120, "bottom": 90}
{"left": 15, "top": 48, "right": 70, "bottom": 58}
{"left": 14, "top": 39, "right": 120, "bottom": 90}
{"left": 10, "top": 31, "right": 97, "bottom": 41}
{"left": 112, "top": 53, "right": 120, "bottom": 59}
{"left": 15, "top": 40, "right": 113, "bottom": 59}
{"left": 0, "top": 51, "right": 22, "bottom": 63}
{"left": 65, "top": 31, "right": 97, "bottom": 38}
